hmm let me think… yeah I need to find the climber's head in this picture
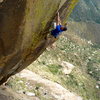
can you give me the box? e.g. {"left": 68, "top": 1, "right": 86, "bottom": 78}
{"left": 60, "top": 26, "right": 67, "bottom": 31}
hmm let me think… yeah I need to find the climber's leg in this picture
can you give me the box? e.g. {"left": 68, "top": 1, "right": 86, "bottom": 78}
{"left": 45, "top": 34, "right": 59, "bottom": 48}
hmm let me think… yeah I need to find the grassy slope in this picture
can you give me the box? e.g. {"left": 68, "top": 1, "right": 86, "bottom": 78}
{"left": 27, "top": 28, "right": 100, "bottom": 100}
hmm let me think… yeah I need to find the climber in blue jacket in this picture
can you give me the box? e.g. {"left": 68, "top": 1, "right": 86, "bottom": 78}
{"left": 45, "top": 12, "right": 67, "bottom": 48}
{"left": 51, "top": 12, "right": 67, "bottom": 38}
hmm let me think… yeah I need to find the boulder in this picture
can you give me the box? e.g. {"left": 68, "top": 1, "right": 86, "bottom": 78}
{"left": 61, "top": 61, "right": 75, "bottom": 74}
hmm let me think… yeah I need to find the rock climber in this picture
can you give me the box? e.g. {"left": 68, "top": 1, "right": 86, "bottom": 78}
{"left": 51, "top": 12, "right": 67, "bottom": 38}
{"left": 45, "top": 12, "right": 67, "bottom": 48}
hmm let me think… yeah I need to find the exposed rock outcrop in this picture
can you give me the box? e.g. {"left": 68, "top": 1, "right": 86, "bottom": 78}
{"left": 61, "top": 61, "right": 75, "bottom": 74}
{"left": 16, "top": 69, "right": 83, "bottom": 100}
{"left": 0, "top": 0, "right": 78, "bottom": 84}
{"left": 0, "top": 85, "right": 39, "bottom": 100}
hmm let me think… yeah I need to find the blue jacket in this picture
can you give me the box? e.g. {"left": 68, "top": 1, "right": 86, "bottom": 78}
{"left": 51, "top": 25, "right": 63, "bottom": 38}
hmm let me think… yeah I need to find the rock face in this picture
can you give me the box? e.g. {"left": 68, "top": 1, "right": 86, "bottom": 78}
{"left": 0, "top": 0, "right": 78, "bottom": 84}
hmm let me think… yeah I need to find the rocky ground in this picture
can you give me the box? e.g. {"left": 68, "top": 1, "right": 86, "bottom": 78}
{"left": 0, "top": 85, "right": 39, "bottom": 100}
{"left": 2, "top": 69, "right": 82, "bottom": 100}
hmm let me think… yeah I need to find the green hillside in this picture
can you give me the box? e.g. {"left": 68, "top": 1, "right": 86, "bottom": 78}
{"left": 70, "top": 0, "right": 100, "bottom": 23}
{"left": 66, "top": 21, "right": 100, "bottom": 44}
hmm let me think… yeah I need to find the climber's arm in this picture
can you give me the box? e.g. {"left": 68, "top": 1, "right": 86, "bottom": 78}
{"left": 56, "top": 12, "right": 62, "bottom": 25}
